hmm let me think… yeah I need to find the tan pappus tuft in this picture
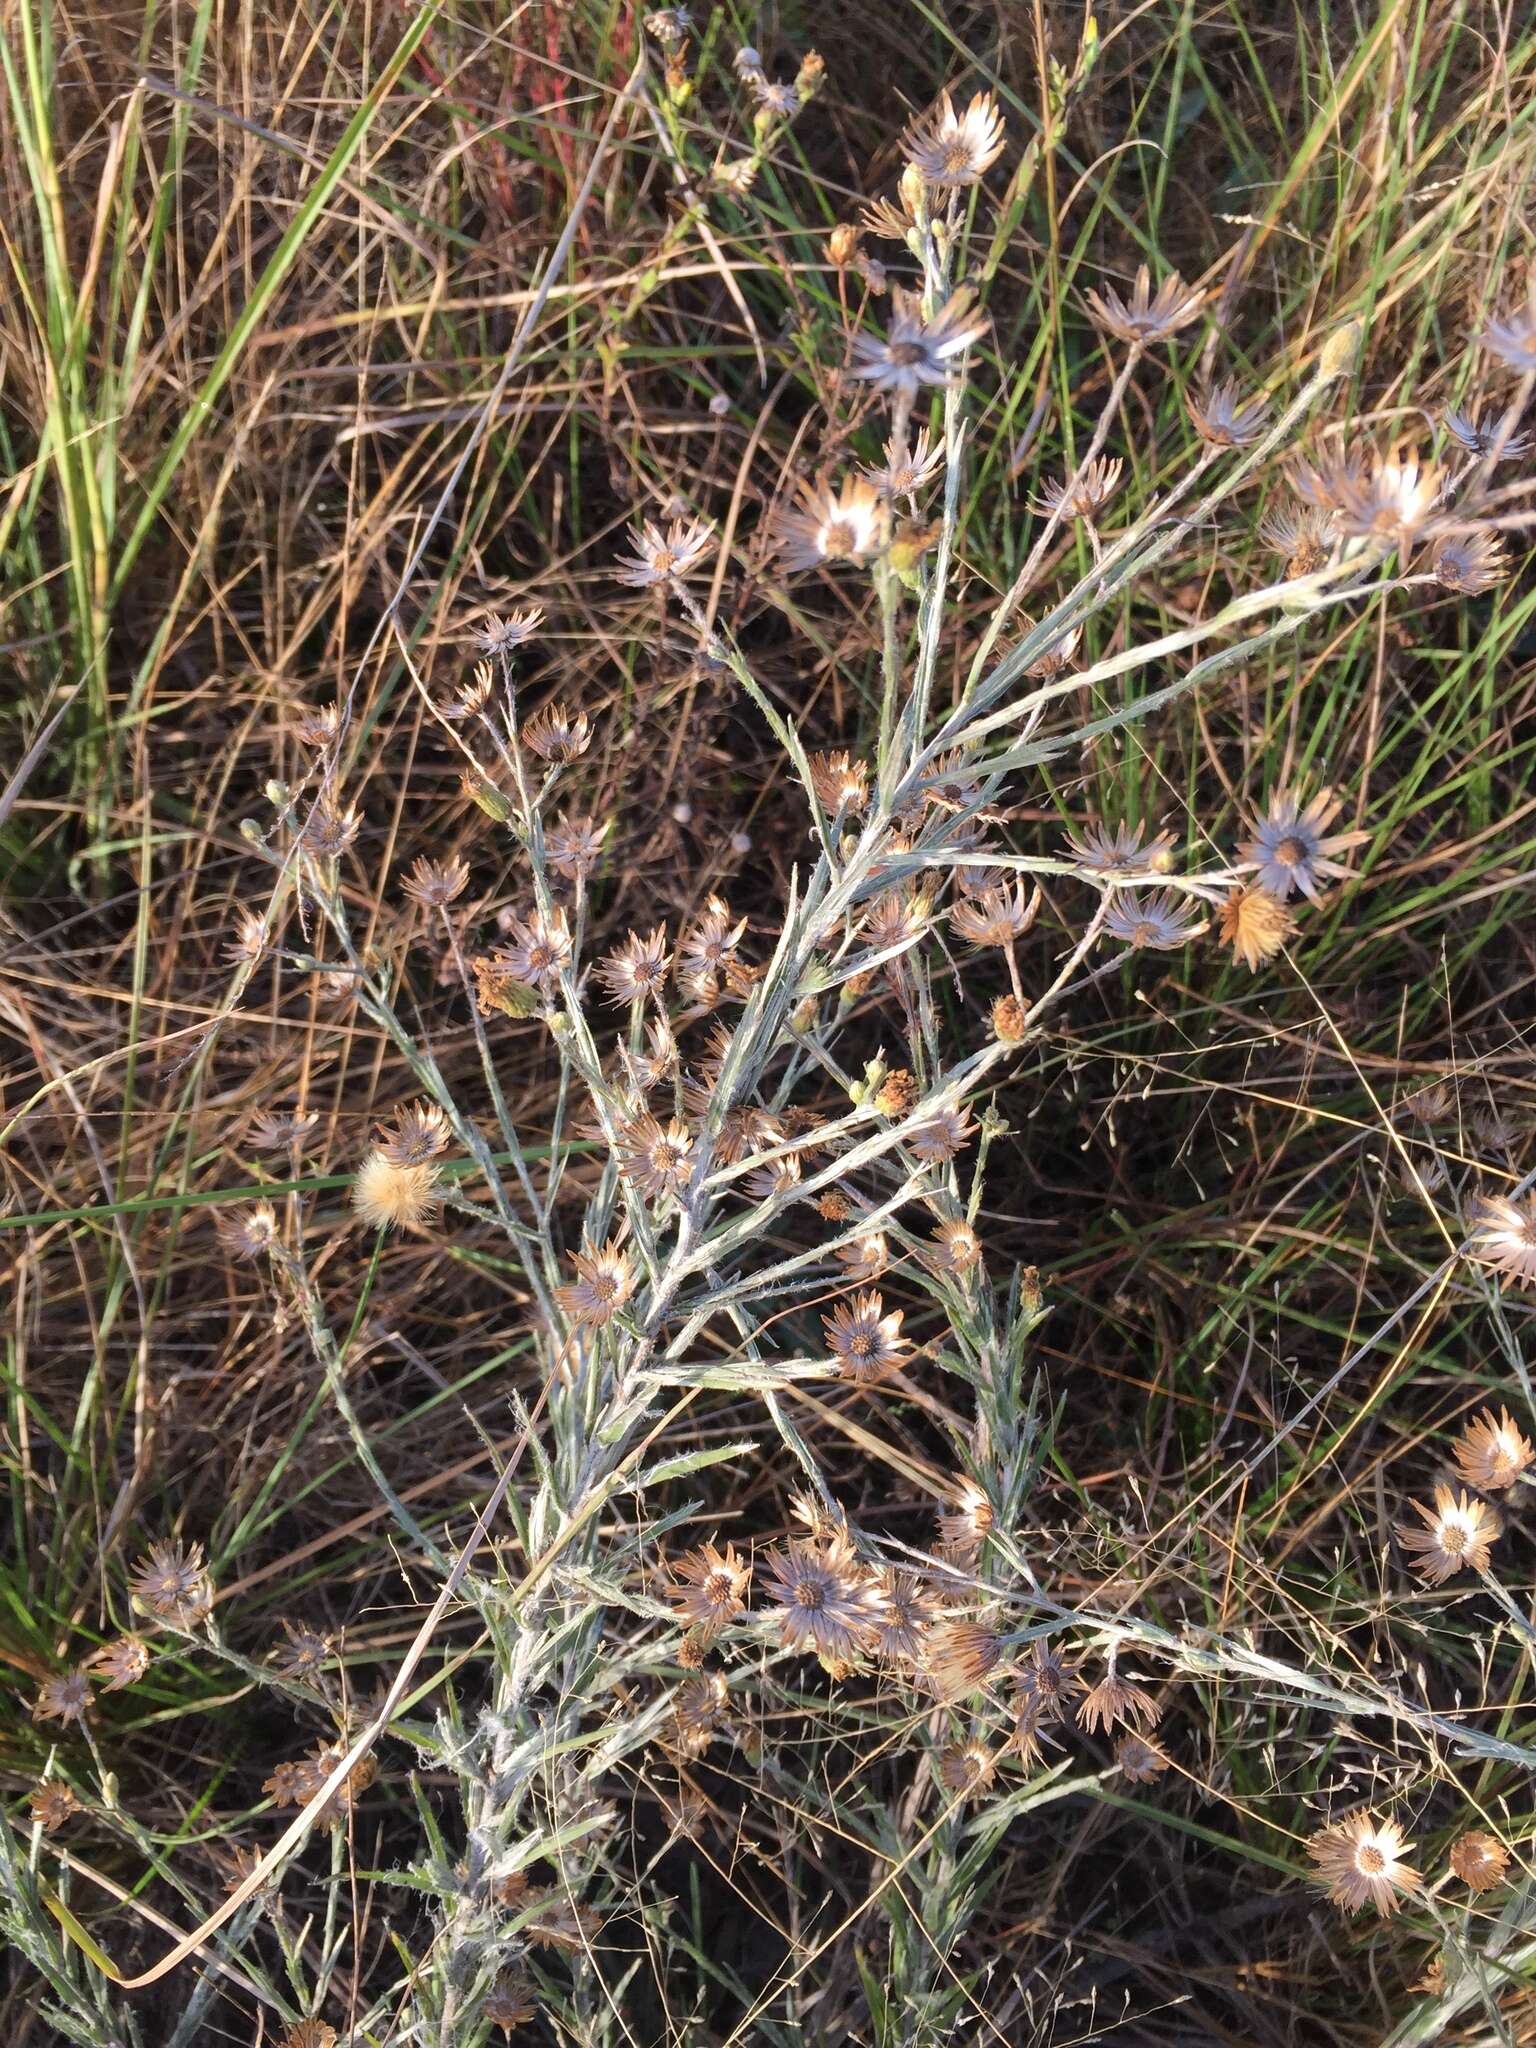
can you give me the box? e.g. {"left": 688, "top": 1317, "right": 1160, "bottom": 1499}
{"left": 874, "top": 1068, "right": 919, "bottom": 1117}
{"left": 1449, "top": 1829, "right": 1510, "bottom": 1892}
{"left": 215, "top": 1200, "right": 279, "bottom": 1259}
{"left": 1453, "top": 1406, "right": 1534, "bottom": 1492}
{"left": 938, "top": 1478, "right": 993, "bottom": 1561}
{"left": 353, "top": 1149, "right": 441, "bottom": 1232}
{"left": 924, "top": 1616, "right": 1004, "bottom": 1700}
{"left": 937, "top": 1740, "right": 999, "bottom": 1796}
{"left": 1216, "top": 884, "right": 1296, "bottom": 971}
{"left": 992, "top": 992, "right": 1028, "bottom": 1043}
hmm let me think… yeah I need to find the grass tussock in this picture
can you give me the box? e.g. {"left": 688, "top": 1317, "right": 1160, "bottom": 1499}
{"left": 4, "top": 2, "right": 1536, "bottom": 2043}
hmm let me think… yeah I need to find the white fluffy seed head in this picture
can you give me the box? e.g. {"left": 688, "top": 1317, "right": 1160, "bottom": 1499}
{"left": 353, "top": 1150, "right": 440, "bottom": 1231}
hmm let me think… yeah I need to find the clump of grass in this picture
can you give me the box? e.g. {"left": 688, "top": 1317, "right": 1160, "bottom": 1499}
{"left": 5, "top": 4, "right": 1536, "bottom": 2045}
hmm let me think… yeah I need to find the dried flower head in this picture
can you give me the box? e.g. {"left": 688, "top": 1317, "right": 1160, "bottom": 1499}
{"left": 1065, "top": 819, "right": 1177, "bottom": 876}
{"left": 224, "top": 907, "right": 271, "bottom": 967}
{"left": 618, "top": 1112, "right": 694, "bottom": 1202}
{"left": 850, "top": 288, "right": 988, "bottom": 402}
{"left": 1115, "top": 1733, "right": 1170, "bottom": 1783}
{"left": 809, "top": 749, "right": 871, "bottom": 814}
{"left": 1453, "top": 1407, "right": 1534, "bottom": 1492}
{"left": 1085, "top": 264, "right": 1206, "bottom": 344}
{"left": 938, "top": 1479, "right": 993, "bottom": 1562}
{"left": 471, "top": 954, "right": 539, "bottom": 1019}
{"left": 353, "top": 1150, "right": 440, "bottom": 1232}
{"left": 264, "top": 1740, "right": 377, "bottom": 1820}
{"left": 272, "top": 1620, "right": 333, "bottom": 1680}
{"left": 34, "top": 1669, "right": 94, "bottom": 1728}
{"left": 929, "top": 1215, "right": 982, "bottom": 1274}
{"left": 908, "top": 1105, "right": 976, "bottom": 1164}
{"left": 617, "top": 515, "right": 715, "bottom": 588}
{"left": 1035, "top": 457, "right": 1124, "bottom": 522}
{"left": 1399, "top": 1484, "right": 1499, "bottom": 1584}
{"left": 992, "top": 992, "right": 1028, "bottom": 1042}
{"left": 1480, "top": 273, "right": 1536, "bottom": 371}
{"left": 1019, "top": 1642, "right": 1081, "bottom": 1720}
{"left": 1449, "top": 1830, "right": 1510, "bottom": 1893}
{"left": 668, "top": 1540, "right": 751, "bottom": 1639}
{"left": 1077, "top": 1661, "right": 1159, "bottom": 1734}
{"left": 752, "top": 78, "right": 800, "bottom": 120}
{"left": 545, "top": 811, "right": 608, "bottom": 881}
{"left": 379, "top": 1100, "right": 451, "bottom": 1166}
{"left": 87, "top": 1634, "right": 152, "bottom": 1690}
{"left": 644, "top": 7, "right": 690, "bottom": 45}
{"left": 522, "top": 701, "right": 593, "bottom": 762}
{"left": 676, "top": 895, "right": 749, "bottom": 999}
{"left": 835, "top": 1230, "right": 890, "bottom": 1283}
{"left": 672, "top": 1672, "right": 729, "bottom": 1754}
{"left": 1238, "top": 787, "right": 1368, "bottom": 903}
{"left": 1023, "top": 622, "right": 1083, "bottom": 678}
{"left": 278, "top": 2024, "right": 338, "bottom": 2048}
{"left": 475, "top": 606, "right": 544, "bottom": 657}
{"left": 1331, "top": 447, "right": 1441, "bottom": 544}
{"left": 1468, "top": 1194, "right": 1536, "bottom": 1287}
{"left": 129, "top": 1540, "right": 213, "bottom": 1628}
{"left": 873, "top": 1569, "right": 935, "bottom": 1664}
{"left": 557, "top": 1237, "right": 635, "bottom": 1328}
{"left": 868, "top": 1066, "right": 915, "bottom": 1117}
{"left": 759, "top": 1536, "right": 886, "bottom": 1669}
{"left": 527, "top": 1895, "right": 601, "bottom": 1952}
{"left": 214, "top": 1201, "right": 279, "bottom": 1259}
{"left": 401, "top": 854, "right": 471, "bottom": 908}
{"left": 776, "top": 476, "right": 889, "bottom": 572}
{"left": 30, "top": 1780, "right": 78, "bottom": 1832}
{"left": 904, "top": 90, "right": 1005, "bottom": 187}
{"left": 951, "top": 881, "right": 1041, "bottom": 950}
{"left": 1308, "top": 1811, "right": 1419, "bottom": 1916}
{"left": 1432, "top": 528, "right": 1509, "bottom": 595}
{"left": 1103, "top": 890, "right": 1206, "bottom": 951}
{"left": 248, "top": 1107, "right": 320, "bottom": 1152}
{"left": 1259, "top": 500, "right": 1336, "bottom": 578}
{"left": 823, "top": 1289, "right": 910, "bottom": 1384}
{"left": 938, "top": 1739, "right": 998, "bottom": 1796}
{"left": 1186, "top": 378, "right": 1270, "bottom": 448}
{"left": 597, "top": 926, "right": 672, "bottom": 1005}
{"left": 863, "top": 427, "right": 946, "bottom": 502}
{"left": 290, "top": 703, "right": 341, "bottom": 748}
{"left": 483, "top": 1974, "right": 538, "bottom": 2036}
{"left": 302, "top": 802, "right": 362, "bottom": 861}
{"left": 925, "top": 1617, "right": 1004, "bottom": 1700}
{"left": 1216, "top": 884, "right": 1296, "bottom": 971}
{"left": 499, "top": 905, "right": 574, "bottom": 986}
{"left": 1285, "top": 443, "right": 1369, "bottom": 510}
{"left": 1442, "top": 406, "right": 1532, "bottom": 460}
